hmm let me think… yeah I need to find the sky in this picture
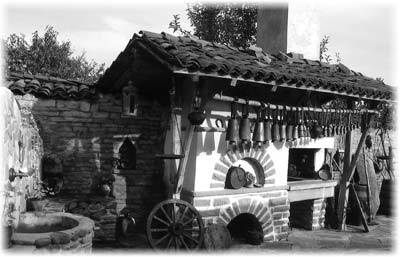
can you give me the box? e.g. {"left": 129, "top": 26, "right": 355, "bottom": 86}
{"left": 0, "top": 0, "right": 398, "bottom": 86}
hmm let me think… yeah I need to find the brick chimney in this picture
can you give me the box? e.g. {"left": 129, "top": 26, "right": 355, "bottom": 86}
{"left": 256, "top": 3, "right": 288, "bottom": 56}
{"left": 257, "top": 2, "right": 320, "bottom": 59}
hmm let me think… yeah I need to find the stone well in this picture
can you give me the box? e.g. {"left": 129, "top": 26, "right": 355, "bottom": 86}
{"left": 10, "top": 212, "right": 94, "bottom": 253}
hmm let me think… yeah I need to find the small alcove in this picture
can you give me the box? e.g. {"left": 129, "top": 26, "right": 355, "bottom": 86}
{"left": 122, "top": 81, "right": 138, "bottom": 117}
{"left": 118, "top": 138, "right": 136, "bottom": 170}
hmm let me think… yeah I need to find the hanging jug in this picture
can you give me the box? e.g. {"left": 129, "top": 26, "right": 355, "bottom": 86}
{"left": 226, "top": 100, "right": 239, "bottom": 144}
{"left": 252, "top": 106, "right": 265, "bottom": 144}
{"left": 239, "top": 100, "right": 251, "bottom": 142}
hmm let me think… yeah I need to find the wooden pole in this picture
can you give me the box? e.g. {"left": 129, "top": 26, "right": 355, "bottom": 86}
{"left": 337, "top": 113, "right": 375, "bottom": 230}
{"left": 337, "top": 129, "right": 352, "bottom": 230}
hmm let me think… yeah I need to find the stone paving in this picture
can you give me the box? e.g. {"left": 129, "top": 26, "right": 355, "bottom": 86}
{"left": 93, "top": 214, "right": 395, "bottom": 253}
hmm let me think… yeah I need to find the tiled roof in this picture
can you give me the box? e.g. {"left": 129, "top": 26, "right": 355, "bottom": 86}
{"left": 5, "top": 72, "right": 96, "bottom": 100}
{"left": 100, "top": 30, "right": 393, "bottom": 101}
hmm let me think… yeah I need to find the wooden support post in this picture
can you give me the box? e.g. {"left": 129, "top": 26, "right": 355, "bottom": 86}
{"left": 337, "top": 113, "right": 375, "bottom": 230}
{"left": 337, "top": 129, "right": 352, "bottom": 230}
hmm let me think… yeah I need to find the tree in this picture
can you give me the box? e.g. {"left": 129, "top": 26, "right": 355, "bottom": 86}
{"left": 170, "top": 3, "right": 257, "bottom": 48}
{"left": 319, "top": 35, "right": 341, "bottom": 64}
{"left": 5, "top": 26, "right": 105, "bottom": 84}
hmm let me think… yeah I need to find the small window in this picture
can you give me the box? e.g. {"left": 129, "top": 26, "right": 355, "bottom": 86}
{"left": 122, "top": 81, "right": 138, "bottom": 116}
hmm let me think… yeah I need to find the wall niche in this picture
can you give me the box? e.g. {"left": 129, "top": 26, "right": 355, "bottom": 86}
{"left": 117, "top": 138, "right": 136, "bottom": 170}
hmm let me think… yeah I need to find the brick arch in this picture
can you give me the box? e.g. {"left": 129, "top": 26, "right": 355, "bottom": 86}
{"left": 210, "top": 147, "right": 276, "bottom": 188}
{"left": 217, "top": 196, "right": 274, "bottom": 240}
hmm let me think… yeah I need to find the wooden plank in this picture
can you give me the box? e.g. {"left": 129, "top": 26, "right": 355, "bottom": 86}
{"left": 174, "top": 70, "right": 392, "bottom": 102}
{"left": 349, "top": 183, "right": 370, "bottom": 232}
{"left": 337, "top": 113, "right": 375, "bottom": 230}
{"left": 173, "top": 124, "right": 195, "bottom": 198}
{"left": 337, "top": 129, "right": 352, "bottom": 230}
{"left": 288, "top": 187, "right": 335, "bottom": 202}
{"left": 362, "top": 147, "right": 372, "bottom": 222}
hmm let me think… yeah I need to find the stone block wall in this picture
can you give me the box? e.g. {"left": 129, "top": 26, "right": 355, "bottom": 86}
{"left": 14, "top": 93, "right": 169, "bottom": 230}
{"left": 289, "top": 198, "right": 326, "bottom": 230}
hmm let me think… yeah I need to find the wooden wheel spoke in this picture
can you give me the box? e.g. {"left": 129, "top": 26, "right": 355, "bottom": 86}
{"left": 174, "top": 236, "right": 179, "bottom": 250}
{"left": 160, "top": 206, "right": 173, "bottom": 224}
{"left": 166, "top": 236, "right": 174, "bottom": 249}
{"left": 177, "top": 206, "right": 189, "bottom": 224}
{"left": 182, "top": 232, "right": 199, "bottom": 244}
{"left": 182, "top": 214, "right": 197, "bottom": 226}
{"left": 179, "top": 235, "right": 190, "bottom": 250}
{"left": 184, "top": 227, "right": 199, "bottom": 232}
{"left": 153, "top": 215, "right": 170, "bottom": 227}
{"left": 172, "top": 202, "right": 176, "bottom": 223}
{"left": 150, "top": 228, "right": 169, "bottom": 232}
{"left": 147, "top": 199, "right": 204, "bottom": 250}
{"left": 154, "top": 233, "right": 171, "bottom": 246}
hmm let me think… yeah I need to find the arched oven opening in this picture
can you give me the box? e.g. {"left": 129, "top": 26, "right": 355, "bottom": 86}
{"left": 227, "top": 213, "right": 263, "bottom": 245}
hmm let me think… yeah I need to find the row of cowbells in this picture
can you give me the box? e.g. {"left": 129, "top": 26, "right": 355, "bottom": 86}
{"left": 225, "top": 118, "right": 358, "bottom": 145}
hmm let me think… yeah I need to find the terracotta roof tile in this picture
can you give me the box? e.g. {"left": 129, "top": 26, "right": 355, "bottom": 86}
{"left": 5, "top": 72, "right": 96, "bottom": 100}
{"left": 102, "top": 31, "right": 393, "bottom": 101}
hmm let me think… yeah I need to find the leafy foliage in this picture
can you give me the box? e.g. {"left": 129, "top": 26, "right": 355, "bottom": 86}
{"left": 170, "top": 3, "right": 257, "bottom": 48}
{"left": 319, "top": 35, "right": 341, "bottom": 64}
{"left": 5, "top": 26, "right": 105, "bottom": 84}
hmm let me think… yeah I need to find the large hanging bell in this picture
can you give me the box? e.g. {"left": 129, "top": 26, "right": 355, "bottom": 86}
{"left": 252, "top": 121, "right": 265, "bottom": 143}
{"left": 271, "top": 109, "right": 280, "bottom": 142}
{"left": 239, "top": 101, "right": 251, "bottom": 142}
{"left": 252, "top": 108, "right": 265, "bottom": 143}
{"left": 292, "top": 125, "right": 299, "bottom": 141}
{"left": 286, "top": 124, "right": 293, "bottom": 142}
{"left": 264, "top": 120, "right": 272, "bottom": 142}
{"left": 226, "top": 118, "right": 239, "bottom": 144}
{"left": 272, "top": 121, "right": 280, "bottom": 142}
{"left": 226, "top": 101, "right": 239, "bottom": 144}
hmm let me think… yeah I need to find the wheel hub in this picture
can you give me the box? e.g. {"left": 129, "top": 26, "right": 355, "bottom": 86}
{"left": 170, "top": 223, "right": 184, "bottom": 236}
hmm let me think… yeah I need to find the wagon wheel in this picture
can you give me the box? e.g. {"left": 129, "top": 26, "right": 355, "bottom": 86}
{"left": 146, "top": 199, "right": 204, "bottom": 250}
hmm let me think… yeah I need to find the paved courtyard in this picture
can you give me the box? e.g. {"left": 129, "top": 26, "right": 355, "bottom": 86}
{"left": 93, "top": 214, "right": 395, "bottom": 253}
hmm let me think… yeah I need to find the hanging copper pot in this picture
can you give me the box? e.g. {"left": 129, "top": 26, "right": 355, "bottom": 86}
{"left": 292, "top": 107, "right": 299, "bottom": 141}
{"left": 263, "top": 104, "right": 272, "bottom": 143}
{"left": 286, "top": 106, "right": 293, "bottom": 142}
{"left": 239, "top": 100, "right": 251, "bottom": 142}
{"left": 271, "top": 108, "right": 280, "bottom": 142}
{"left": 226, "top": 100, "right": 239, "bottom": 144}
{"left": 252, "top": 106, "right": 265, "bottom": 144}
{"left": 279, "top": 107, "right": 287, "bottom": 141}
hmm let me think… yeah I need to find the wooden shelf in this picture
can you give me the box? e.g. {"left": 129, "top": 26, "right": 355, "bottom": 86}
{"left": 155, "top": 154, "right": 185, "bottom": 159}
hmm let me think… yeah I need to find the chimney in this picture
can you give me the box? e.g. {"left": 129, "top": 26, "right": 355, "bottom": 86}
{"left": 256, "top": 3, "right": 289, "bottom": 56}
{"left": 257, "top": 2, "right": 320, "bottom": 59}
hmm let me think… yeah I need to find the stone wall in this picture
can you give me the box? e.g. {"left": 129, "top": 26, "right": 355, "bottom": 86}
{"left": 289, "top": 198, "right": 326, "bottom": 230}
{"left": 14, "top": 93, "right": 169, "bottom": 230}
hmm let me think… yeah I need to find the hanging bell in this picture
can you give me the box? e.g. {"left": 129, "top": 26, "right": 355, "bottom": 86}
{"left": 292, "top": 124, "right": 299, "bottom": 141}
{"left": 263, "top": 105, "right": 272, "bottom": 143}
{"left": 286, "top": 122, "right": 293, "bottom": 142}
{"left": 292, "top": 108, "right": 298, "bottom": 141}
{"left": 279, "top": 108, "right": 287, "bottom": 141}
{"left": 252, "top": 107, "right": 265, "bottom": 144}
{"left": 239, "top": 100, "right": 251, "bottom": 142}
{"left": 226, "top": 101, "right": 240, "bottom": 144}
{"left": 271, "top": 109, "right": 280, "bottom": 142}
